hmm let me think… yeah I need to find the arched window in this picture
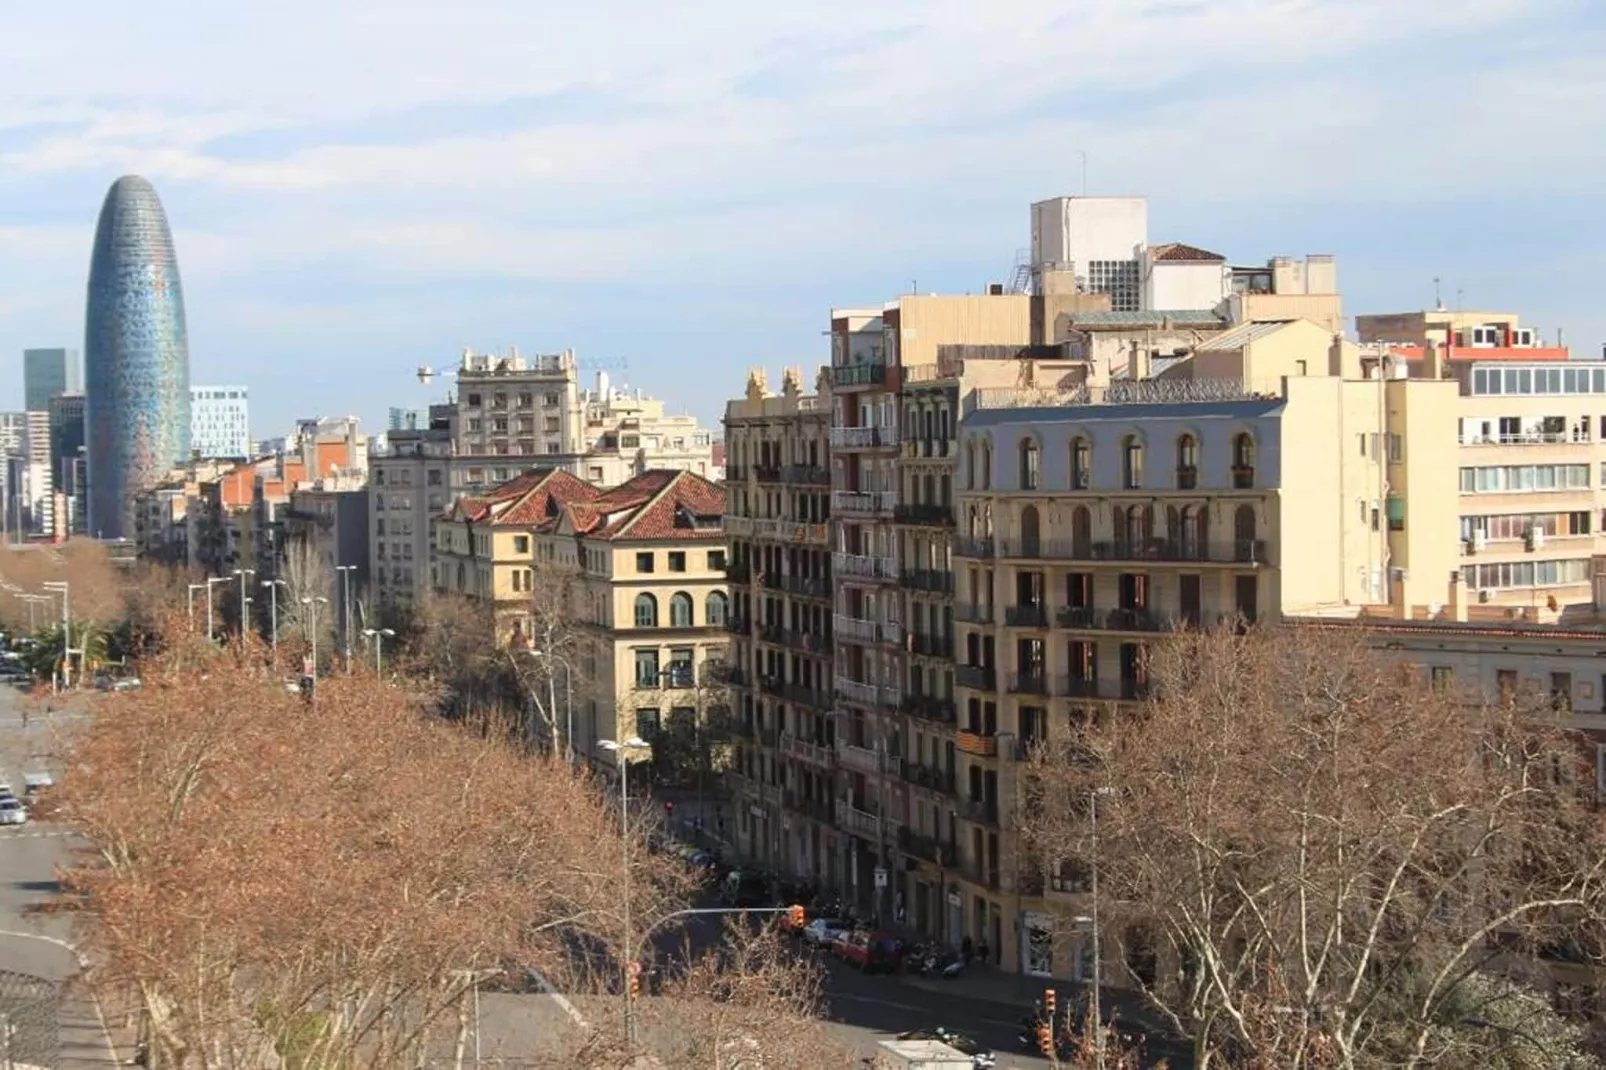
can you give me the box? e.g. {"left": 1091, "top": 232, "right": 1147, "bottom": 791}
{"left": 1019, "top": 437, "right": 1041, "bottom": 490}
{"left": 1122, "top": 435, "right": 1145, "bottom": 490}
{"left": 669, "top": 592, "right": 694, "bottom": 628}
{"left": 1071, "top": 505, "right": 1092, "bottom": 557}
{"left": 981, "top": 441, "right": 993, "bottom": 490}
{"left": 1233, "top": 433, "right": 1256, "bottom": 488}
{"left": 966, "top": 442, "right": 977, "bottom": 489}
{"left": 1175, "top": 434, "right": 1198, "bottom": 489}
{"left": 634, "top": 593, "right": 659, "bottom": 628}
{"left": 1070, "top": 436, "right": 1091, "bottom": 489}
{"left": 1020, "top": 505, "right": 1041, "bottom": 557}
{"left": 1117, "top": 504, "right": 1153, "bottom": 556}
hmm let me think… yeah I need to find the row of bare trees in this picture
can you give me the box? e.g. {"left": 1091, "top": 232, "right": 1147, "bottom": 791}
{"left": 1022, "top": 626, "right": 1606, "bottom": 1069}
{"left": 47, "top": 617, "right": 849, "bottom": 1068}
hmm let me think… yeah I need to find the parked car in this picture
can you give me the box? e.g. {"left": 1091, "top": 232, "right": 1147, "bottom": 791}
{"left": 801, "top": 917, "right": 853, "bottom": 949}
{"left": 0, "top": 798, "right": 29, "bottom": 826}
{"left": 836, "top": 931, "right": 904, "bottom": 973}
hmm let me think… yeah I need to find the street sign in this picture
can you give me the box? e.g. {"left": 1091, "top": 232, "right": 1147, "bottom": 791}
{"left": 874, "top": 866, "right": 888, "bottom": 889}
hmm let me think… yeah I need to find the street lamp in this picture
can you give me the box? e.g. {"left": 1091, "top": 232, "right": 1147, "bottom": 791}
{"left": 204, "top": 576, "right": 228, "bottom": 642}
{"left": 335, "top": 564, "right": 357, "bottom": 674}
{"left": 261, "top": 579, "right": 288, "bottom": 661}
{"left": 233, "top": 568, "right": 256, "bottom": 638}
{"left": 40, "top": 581, "right": 70, "bottom": 688}
{"left": 362, "top": 627, "right": 395, "bottom": 677}
{"left": 598, "top": 735, "right": 650, "bottom": 1046}
{"left": 301, "top": 596, "right": 329, "bottom": 689}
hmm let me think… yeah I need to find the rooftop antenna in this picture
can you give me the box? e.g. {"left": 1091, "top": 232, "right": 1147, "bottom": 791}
{"left": 1432, "top": 277, "right": 1444, "bottom": 312}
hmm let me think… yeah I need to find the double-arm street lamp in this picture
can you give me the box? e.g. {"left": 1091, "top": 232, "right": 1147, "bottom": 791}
{"left": 233, "top": 568, "right": 256, "bottom": 638}
{"left": 362, "top": 627, "right": 395, "bottom": 677}
{"left": 261, "top": 578, "right": 288, "bottom": 660}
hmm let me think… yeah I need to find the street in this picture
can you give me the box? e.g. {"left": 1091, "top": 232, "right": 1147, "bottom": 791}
{"left": 0, "top": 686, "right": 125, "bottom": 1067}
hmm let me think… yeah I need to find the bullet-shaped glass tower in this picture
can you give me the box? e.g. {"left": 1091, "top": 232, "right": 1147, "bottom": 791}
{"left": 84, "top": 175, "right": 191, "bottom": 539}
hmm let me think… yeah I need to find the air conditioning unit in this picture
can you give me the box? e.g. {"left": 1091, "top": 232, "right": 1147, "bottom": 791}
{"left": 1527, "top": 527, "right": 1546, "bottom": 551}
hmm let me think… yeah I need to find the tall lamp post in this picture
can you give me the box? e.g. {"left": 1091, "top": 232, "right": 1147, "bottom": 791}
{"left": 261, "top": 579, "right": 288, "bottom": 661}
{"left": 204, "top": 576, "right": 228, "bottom": 642}
{"left": 598, "top": 735, "right": 650, "bottom": 1047}
{"left": 233, "top": 568, "right": 256, "bottom": 638}
{"left": 40, "top": 581, "right": 70, "bottom": 688}
{"left": 335, "top": 564, "right": 357, "bottom": 674}
{"left": 362, "top": 627, "right": 395, "bottom": 677}
{"left": 301, "top": 596, "right": 329, "bottom": 700}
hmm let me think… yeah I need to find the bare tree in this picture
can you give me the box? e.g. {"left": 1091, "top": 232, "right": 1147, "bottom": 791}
{"left": 278, "top": 536, "right": 337, "bottom": 670}
{"left": 507, "top": 563, "right": 589, "bottom": 753}
{"left": 1021, "top": 625, "right": 1606, "bottom": 1070}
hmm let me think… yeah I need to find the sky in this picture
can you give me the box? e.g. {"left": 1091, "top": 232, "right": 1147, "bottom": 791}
{"left": 1, "top": 0, "right": 1603, "bottom": 438}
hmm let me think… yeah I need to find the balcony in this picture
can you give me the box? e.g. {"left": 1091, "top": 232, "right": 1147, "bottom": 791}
{"left": 902, "top": 693, "right": 958, "bottom": 726}
{"left": 901, "top": 568, "right": 956, "bottom": 595}
{"left": 1055, "top": 676, "right": 1151, "bottom": 701}
{"left": 782, "top": 464, "right": 831, "bottom": 486}
{"left": 724, "top": 516, "right": 755, "bottom": 538}
{"left": 830, "top": 425, "right": 899, "bottom": 450}
{"left": 780, "top": 734, "right": 834, "bottom": 769}
{"left": 894, "top": 503, "right": 955, "bottom": 527}
{"left": 753, "top": 464, "right": 782, "bottom": 483}
{"left": 836, "top": 740, "right": 885, "bottom": 775}
{"left": 909, "top": 632, "right": 954, "bottom": 659}
{"left": 784, "top": 790, "right": 836, "bottom": 824}
{"left": 898, "top": 828, "right": 959, "bottom": 867}
{"left": 781, "top": 681, "right": 832, "bottom": 709}
{"left": 1086, "top": 539, "right": 1269, "bottom": 565}
{"left": 1232, "top": 466, "right": 1255, "bottom": 490}
{"left": 755, "top": 518, "right": 828, "bottom": 544}
{"left": 1008, "top": 672, "right": 1050, "bottom": 696}
{"left": 834, "top": 614, "right": 877, "bottom": 644}
{"left": 831, "top": 362, "right": 887, "bottom": 389}
{"left": 779, "top": 628, "right": 831, "bottom": 654}
{"left": 763, "top": 572, "right": 832, "bottom": 600}
{"left": 835, "top": 678, "right": 903, "bottom": 709}
{"left": 1176, "top": 466, "right": 1198, "bottom": 490}
{"left": 831, "top": 490, "right": 898, "bottom": 517}
{"left": 726, "top": 615, "right": 752, "bottom": 636}
{"left": 961, "top": 797, "right": 1000, "bottom": 826}
{"left": 722, "top": 666, "right": 751, "bottom": 689}
{"left": 900, "top": 762, "right": 957, "bottom": 796}
{"left": 833, "top": 551, "right": 899, "bottom": 582}
{"left": 955, "top": 602, "right": 993, "bottom": 625}
{"left": 723, "top": 561, "right": 752, "bottom": 584}
{"left": 955, "top": 665, "right": 996, "bottom": 691}
{"left": 1004, "top": 604, "right": 1048, "bottom": 628}
{"left": 956, "top": 730, "right": 999, "bottom": 757}
{"left": 956, "top": 537, "right": 995, "bottom": 559}
{"left": 957, "top": 858, "right": 1002, "bottom": 891}
{"left": 839, "top": 805, "right": 883, "bottom": 839}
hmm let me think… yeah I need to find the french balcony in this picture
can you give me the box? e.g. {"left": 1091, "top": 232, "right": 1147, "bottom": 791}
{"left": 833, "top": 551, "right": 899, "bottom": 581}
{"left": 957, "top": 858, "right": 1002, "bottom": 891}
{"left": 835, "top": 678, "right": 902, "bottom": 709}
{"left": 1008, "top": 672, "right": 1050, "bottom": 696}
{"left": 1055, "top": 676, "right": 1151, "bottom": 701}
{"left": 899, "top": 762, "right": 957, "bottom": 796}
{"left": 956, "top": 730, "right": 999, "bottom": 758}
{"left": 960, "top": 797, "right": 1000, "bottom": 826}
{"left": 897, "top": 828, "right": 959, "bottom": 867}
{"left": 909, "top": 632, "right": 953, "bottom": 659}
{"left": 831, "top": 362, "right": 887, "bottom": 389}
{"left": 956, "top": 537, "right": 995, "bottom": 559}
{"left": 1232, "top": 465, "right": 1255, "bottom": 490}
{"left": 839, "top": 805, "right": 882, "bottom": 839}
{"left": 955, "top": 602, "right": 993, "bottom": 626}
{"left": 831, "top": 490, "right": 898, "bottom": 517}
{"left": 1004, "top": 603, "right": 1048, "bottom": 628}
{"left": 901, "top": 568, "right": 955, "bottom": 595}
{"left": 780, "top": 734, "right": 834, "bottom": 769}
{"left": 781, "top": 681, "right": 832, "bottom": 709}
{"left": 902, "top": 693, "right": 958, "bottom": 726}
{"left": 835, "top": 740, "right": 886, "bottom": 776}
{"left": 833, "top": 614, "right": 878, "bottom": 644}
{"left": 830, "top": 425, "right": 899, "bottom": 450}
{"left": 893, "top": 503, "right": 955, "bottom": 527}
{"left": 955, "top": 665, "right": 996, "bottom": 691}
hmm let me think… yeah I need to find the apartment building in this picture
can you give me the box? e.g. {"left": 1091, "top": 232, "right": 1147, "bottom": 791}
{"left": 577, "top": 372, "right": 722, "bottom": 485}
{"left": 531, "top": 470, "right": 729, "bottom": 768}
{"left": 433, "top": 468, "right": 601, "bottom": 642}
{"left": 452, "top": 348, "right": 585, "bottom": 464}
{"left": 722, "top": 367, "right": 834, "bottom": 875}
{"left": 282, "top": 474, "right": 370, "bottom": 627}
{"left": 370, "top": 408, "right": 454, "bottom": 608}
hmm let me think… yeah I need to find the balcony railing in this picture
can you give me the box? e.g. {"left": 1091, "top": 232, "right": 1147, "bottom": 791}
{"left": 784, "top": 791, "right": 836, "bottom": 824}
{"left": 780, "top": 734, "right": 834, "bottom": 769}
{"left": 956, "top": 730, "right": 999, "bottom": 757}
{"left": 902, "top": 693, "right": 958, "bottom": 726}
{"left": 1232, "top": 466, "right": 1255, "bottom": 490}
{"left": 834, "top": 678, "right": 903, "bottom": 709}
{"left": 909, "top": 632, "right": 953, "bottom": 659}
{"left": 833, "top": 551, "right": 899, "bottom": 581}
{"left": 831, "top": 490, "right": 898, "bottom": 516}
{"left": 955, "top": 602, "right": 993, "bottom": 625}
{"left": 893, "top": 503, "right": 955, "bottom": 527}
{"left": 763, "top": 573, "right": 832, "bottom": 600}
{"left": 833, "top": 614, "right": 878, "bottom": 644}
{"left": 1004, "top": 604, "right": 1048, "bottom": 628}
{"left": 961, "top": 797, "right": 1000, "bottom": 826}
{"left": 1053, "top": 605, "right": 1169, "bottom": 632}
{"left": 839, "top": 805, "right": 882, "bottom": 838}
{"left": 987, "top": 538, "right": 1269, "bottom": 564}
{"left": 781, "top": 464, "right": 831, "bottom": 486}
{"left": 777, "top": 681, "right": 830, "bottom": 708}
{"left": 956, "top": 537, "right": 995, "bottom": 558}
{"left": 779, "top": 628, "right": 832, "bottom": 654}
{"left": 900, "top": 762, "right": 957, "bottom": 796}
{"left": 725, "top": 615, "right": 752, "bottom": 636}
{"left": 830, "top": 425, "right": 899, "bottom": 449}
{"left": 753, "top": 464, "right": 782, "bottom": 483}
{"left": 897, "top": 828, "right": 959, "bottom": 867}
{"left": 955, "top": 665, "right": 996, "bottom": 691}
{"left": 957, "top": 858, "right": 1002, "bottom": 891}
{"left": 836, "top": 740, "right": 885, "bottom": 776}
{"left": 1055, "top": 676, "right": 1151, "bottom": 701}
{"left": 901, "top": 568, "right": 956, "bottom": 595}
{"left": 754, "top": 518, "right": 828, "bottom": 543}
{"left": 723, "top": 561, "right": 752, "bottom": 584}
{"left": 831, "top": 363, "right": 887, "bottom": 388}
{"left": 1008, "top": 672, "right": 1050, "bottom": 696}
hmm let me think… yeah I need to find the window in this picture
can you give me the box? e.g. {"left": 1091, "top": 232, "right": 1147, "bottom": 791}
{"left": 708, "top": 550, "right": 727, "bottom": 570}
{"left": 1430, "top": 666, "right": 1453, "bottom": 693}
{"left": 636, "top": 552, "right": 655, "bottom": 573}
{"left": 669, "top": 592, "right": 694, "bottom": 627}
{"left": 1497, "top": 669, "right": 1518, "bottom": 702}
{"left": 667, "top": 648, "right": 694, "bottom": 687}
{"left": 513, "top": 535, "right": 530, "bottom": 554}
{"left": 706, "top": 590, "right": 729, "bottom": 626}
{"left": 1386, "top": 496, "right": 1405, "bottom": 532}
{"left": 1018, "top": 438, "right": 1040, "bottom": 491}
{"left": 1175, "top": 434, "right": 1198, "bottom": 489}
{"left": 635, "top": 649, "right": 661, "bottom": 687}
{"left": 1232, "top": 433, "right": 1256, "bottom": 488}
{"left": 1121, "top": 435, "right": 1144, "bottom": 490}
{"left": 467, "top": 393, "right": 482, "bottom": 407}
{"left": 669, "top": 551, "right": 687, "bottom": 572}
{"left": 634, "top": 593, "right": 659, "bottom": 627}
{"left": 636, "top": 708, "right": 661, "bottom": 738}
{"left": 1070, "top": 437, "right": 1091, "bottom": 489}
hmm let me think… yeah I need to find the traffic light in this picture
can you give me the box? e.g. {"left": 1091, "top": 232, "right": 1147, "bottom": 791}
{"left": 1043, "top": 987, "right": 1056, "bottom": 1022}
{"left": 665, "top": 800, "right": 675, "bottom": 818}
{"left": 1036, "top": 1022, "right": 1054, "bottom": 1059}
{"left": 788, "top": 903, "right": 806, "bottom": 929}
{"left": 627, "top": 961, "right": 642, "bottom": 1001}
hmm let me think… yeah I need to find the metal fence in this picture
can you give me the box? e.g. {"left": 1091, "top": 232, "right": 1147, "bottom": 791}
{"left": 0, "top": 969, "right": 57, "bottom": 1069}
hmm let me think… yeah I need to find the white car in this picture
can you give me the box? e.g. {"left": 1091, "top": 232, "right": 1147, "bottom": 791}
{"left": 0, "top": 798, "right": 29, "bottom": 826}
{"left": 802, "top": 918, "right": 852, "bottom": 949}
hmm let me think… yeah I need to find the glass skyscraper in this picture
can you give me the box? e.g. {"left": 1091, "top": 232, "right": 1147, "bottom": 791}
{"left": 84, "top": 175, "right": 191, "bottom": 539}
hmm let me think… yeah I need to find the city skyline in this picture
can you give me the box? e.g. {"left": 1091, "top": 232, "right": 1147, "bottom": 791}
{"left": 84, "top": 175, "right": 192, "bottom": 539}
{"left": 0, "top": 2, "right": 1603, "bottom": 437}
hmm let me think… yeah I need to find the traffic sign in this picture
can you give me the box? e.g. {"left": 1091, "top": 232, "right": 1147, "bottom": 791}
{"left": 874, "top": 866, "right": 888, "bottom": 889}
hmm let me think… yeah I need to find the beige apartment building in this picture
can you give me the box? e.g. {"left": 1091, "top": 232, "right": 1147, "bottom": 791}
{"left": 433, "top": 468, "right": 600, "bottom": 642}
{"left": 577, "top": 373, "right": 722, "bottom": 486}
{"left": 722, "top": 368, "right": 834, "bottom": 872}
{"left": 529, "top": 469, "right": 730, "bottom": 769}
{"left": 451, "top": 348, "right": 585, "bottom": 463}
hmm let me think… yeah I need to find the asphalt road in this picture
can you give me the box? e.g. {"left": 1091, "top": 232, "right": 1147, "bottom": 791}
{"left": 0, "top": 687, "right": 124, "bottom": 1068}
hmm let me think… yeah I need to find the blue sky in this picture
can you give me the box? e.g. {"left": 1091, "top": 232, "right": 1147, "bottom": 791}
{"left": 1, "top": 0, "right": 1603, "bottom": 436}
